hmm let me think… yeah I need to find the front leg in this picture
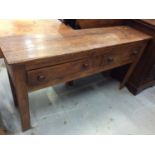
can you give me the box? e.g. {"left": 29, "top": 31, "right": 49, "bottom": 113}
{"left": 7, "top": 71, "right": 19, "bottom": 107}
{"left": 11, "top": 65, "right": 31, "bottom": 131}
{"left": 0, "top": 48, "right": 3, "bottom": 58}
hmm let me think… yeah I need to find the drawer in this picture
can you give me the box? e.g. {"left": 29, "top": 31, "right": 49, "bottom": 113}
{"left": 27, "top": 58, "right": 93, "bottom": 87}
{"left": 93, "top": 42, "right": 145, "bottom": 70}
{"left": 27, "top": 41, "right": 147, "bottom": 89}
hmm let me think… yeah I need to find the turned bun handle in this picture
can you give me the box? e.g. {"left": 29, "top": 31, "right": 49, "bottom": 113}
{"left": 107, "top": 56, "right": 113, "bottom": 62}
{"left": 37, "top": 74, "right": 46, "bottom": 82}
{"left": 132, "top": 50, "right": 138, "bottom": 55}
{"left": 82, "top": 63, "right": 89, "bottom": 69}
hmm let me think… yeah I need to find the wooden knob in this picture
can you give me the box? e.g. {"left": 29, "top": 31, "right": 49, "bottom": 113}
{"left": 37, "top": 74, "right": 46, "bottom": 82}
{"left": 132, "top": 50, "right": 138, "bottom": 55}
{"left": 82, "top": 63, "right": 89, "bottom": 69}
{"left": 107, "top": 56, "right": 113, "bottom": 62}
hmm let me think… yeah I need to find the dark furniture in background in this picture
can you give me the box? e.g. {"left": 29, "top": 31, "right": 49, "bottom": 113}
{"left": 62, "top": 19, "right": 126, "bottom": 29}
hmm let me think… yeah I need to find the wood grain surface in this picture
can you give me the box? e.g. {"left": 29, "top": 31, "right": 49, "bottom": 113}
{"left": 0, "top": 19, "right": 72, "bottom": 58}
{"left": 0, "top": 26, "right": 151, "bottom": 65}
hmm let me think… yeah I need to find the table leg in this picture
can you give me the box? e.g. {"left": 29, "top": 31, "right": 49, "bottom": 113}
{"left": 12, "top": 65, "right": 31, "bottom": 131}
{"left": 0, "top": 48, "right": 3, "bottom": 58}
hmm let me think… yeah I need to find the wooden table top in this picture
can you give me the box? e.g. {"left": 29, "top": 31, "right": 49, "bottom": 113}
{"left": 0, "top": 19, "right": 72, "bottom": 37}
{"left": 0, "top": 19, "right": 73, "bottom": 58}
{"left": 0, "top": 26, "right": 151, "bottom": 65}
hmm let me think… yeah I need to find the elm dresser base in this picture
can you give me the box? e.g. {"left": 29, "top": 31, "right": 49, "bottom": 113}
{"left": 0, "top": 26, "right": 151, "bottom": 131}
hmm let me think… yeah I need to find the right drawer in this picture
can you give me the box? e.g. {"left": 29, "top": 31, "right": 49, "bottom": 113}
{"left": 93, "top": 42, "right": 147, "bottom": 71}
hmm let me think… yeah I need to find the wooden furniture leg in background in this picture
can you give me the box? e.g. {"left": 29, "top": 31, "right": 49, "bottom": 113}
{"left": 11, "top": 65, "right": 31, "bottom": 131}
{"left": 0, "top": 112, "right": 6, "bottom": 135}
{"left": 0, "top": 128, "right": 5, "bottom": 135}
{"left": 65, "top": 80, "right": 74, "bottom": 87}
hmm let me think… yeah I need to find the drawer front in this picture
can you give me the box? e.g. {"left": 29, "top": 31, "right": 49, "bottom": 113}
{"left": 28, "top": 58, "right": 93, "bottom": 87}
{"left": 27, "top": 41, "right": 147, "bottom": 89}
{"left": 93, "top": 42, "right": 145, "bottom": 71}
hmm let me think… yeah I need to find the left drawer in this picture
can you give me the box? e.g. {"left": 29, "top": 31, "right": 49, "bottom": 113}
{"left": 27, "top": 58, "right": 93, "bottom": 87}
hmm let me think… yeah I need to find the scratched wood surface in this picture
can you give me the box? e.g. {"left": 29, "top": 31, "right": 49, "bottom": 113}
{"left": 0, "top": 19, "right": 72, "bottom": 58}
{"left": 0, "top": 19, "right": 72, "bottom": 36}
